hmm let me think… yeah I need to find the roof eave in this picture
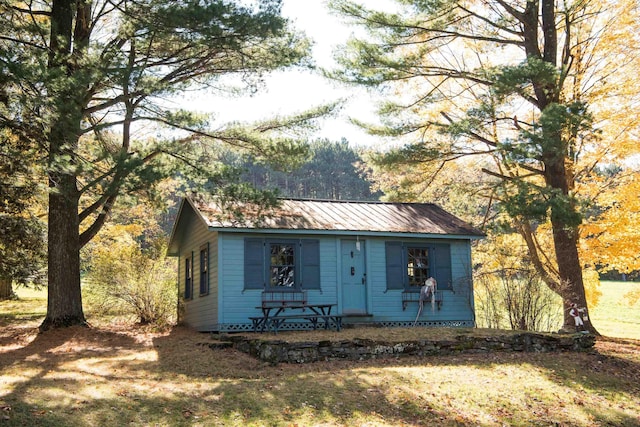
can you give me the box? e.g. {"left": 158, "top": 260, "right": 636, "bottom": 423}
{"left": 167, "top": 197, "right": 213, "bottom": 256}
{"left": 208, "top": 226, "right": 484, "bottom": 240}
{"left": 166, "top": 198, "right": 189, "bottom": 256}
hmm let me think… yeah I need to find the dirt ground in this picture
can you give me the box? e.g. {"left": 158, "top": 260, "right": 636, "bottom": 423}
{"left": 1, "top": 321, "right": 639, "bottom": 388}
{"left": 1, "top": 321, "right": 639, "bottom": 426}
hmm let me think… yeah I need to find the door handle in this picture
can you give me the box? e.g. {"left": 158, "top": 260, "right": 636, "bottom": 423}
{"left": 361, "top": 276, "right": 365, "bottom": 284}
{"left": 350, "top": 266, "right": 355, "bottom": 276}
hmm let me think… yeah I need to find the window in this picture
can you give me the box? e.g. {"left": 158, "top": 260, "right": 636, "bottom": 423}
{"left": 386, "top": 242, "right": 451, "bottom": 290}
{"left": 199, "top": 244, "right": 209, "bottom": 295}
{"left": 407, "top": 248, "right": 429, "bottom": 288}
{"left": 244, "top": 238, "right": 320, "bottom": 290}
{"left": 269, "top": 243, "right": 295, "bottom": 287}
{"left": 184, "top": 254, "right": 193, "bottom": 300}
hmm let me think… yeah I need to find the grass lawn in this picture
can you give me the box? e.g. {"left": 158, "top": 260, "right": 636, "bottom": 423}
{"left": 588, "top": 281, "right": 640, "bottom": 340}
{"left": 0, "top": 282, "right": 639, "bottom": 426}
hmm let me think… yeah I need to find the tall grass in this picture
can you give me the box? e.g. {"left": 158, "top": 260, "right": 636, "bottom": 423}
{"left": 475, "top": 278, "right": 640, "bottom": 339}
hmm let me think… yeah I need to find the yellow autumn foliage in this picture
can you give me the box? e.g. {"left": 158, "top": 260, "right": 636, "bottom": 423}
{"left": 580, "top": 171, "right": 640, "bottom": 274}
{"left": 474, "top": 229, "right": 602, "bottom": 309}
{"left": 575, "top": 0, "right": 640, "bottom": 279}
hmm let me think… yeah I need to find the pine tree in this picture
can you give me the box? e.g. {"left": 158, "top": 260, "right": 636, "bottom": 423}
{"left": 1, "top": 0, "right": 329, "bottom": 328}
{"left": 329, "top": 0, "right": 640, "bottom": 333}
{"left": 0, "top": 130, "right": 46, "bottom": 299}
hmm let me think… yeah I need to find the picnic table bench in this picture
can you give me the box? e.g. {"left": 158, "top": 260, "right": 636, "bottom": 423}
{"left": 250, "top": 312, "right": 343, "bottom": 333}
{"left": 250, "top": 291, "right": 342, "bottom": 333}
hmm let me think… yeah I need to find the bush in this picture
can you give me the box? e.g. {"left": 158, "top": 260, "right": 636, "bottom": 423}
{"left": 475, "top": 270, "right": 563, "bottom": 331}
{"left": 84, "top": 232, "right": 177, "bottom": 326}
{"left": 474, "top": 233, "right": 563, "bottom": 331}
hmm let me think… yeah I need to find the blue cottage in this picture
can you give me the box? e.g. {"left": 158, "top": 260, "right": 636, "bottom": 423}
{"left": 167, "top": 197, "right": 484, "bottom": 332}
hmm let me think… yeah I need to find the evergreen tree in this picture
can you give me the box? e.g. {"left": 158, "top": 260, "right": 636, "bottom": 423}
{"left": 329, "top": 0, "right": 640, "bottom": 333}
{"left": 0, "top": 0, "right": 330, "bottom": 329}
{"left": 0, "top": 130, "right": 46, "bottom": 299}
{"left": 235, "top": 138, "right": 381, "bottom": 200}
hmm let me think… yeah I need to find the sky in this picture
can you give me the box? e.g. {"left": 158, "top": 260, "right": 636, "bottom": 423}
{"left": 184, "top": 0, "right": 395, "bottom": 147}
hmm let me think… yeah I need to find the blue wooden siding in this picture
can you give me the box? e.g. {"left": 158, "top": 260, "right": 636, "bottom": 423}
{"left": 212, "top": 233, "right": 474, "bottom": 330}
{"left": 218, "top": 233, "right": 339, "bottom": 328}
{"left": 367, "top": 238, "right": 474, "bottom": 324}
{"left": 178, "top": 215, "right": 219, "bottom": 331}
{"left": 179, "top": 229, "right": 474, "bottom": 331}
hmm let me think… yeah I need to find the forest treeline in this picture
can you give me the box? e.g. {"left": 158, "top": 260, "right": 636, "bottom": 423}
{"left": 228, "top": 138, "right": 381, "bottom": 201}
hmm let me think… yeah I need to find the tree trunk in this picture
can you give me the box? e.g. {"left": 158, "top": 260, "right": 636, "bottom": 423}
{"left": 0, "top": 277, "right": 14, "bottom": 300}
{"left": 550, "top": 220, "right": 594, "bottom": 332}
{"left": 535, "top": 0, "right": 597, "bottom": 333}
{"left": 40, "top": 0, "right": 87, "bottom": 330}
{"left": 546, "top": 157, "right": 599, "bottom": 335}
{"left": 41, "top": 181, "right": 86, "bottom": 330}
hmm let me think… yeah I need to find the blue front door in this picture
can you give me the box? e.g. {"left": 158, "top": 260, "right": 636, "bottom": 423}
{"left": 341, "top": 240, "right": 367, "bottom": 314}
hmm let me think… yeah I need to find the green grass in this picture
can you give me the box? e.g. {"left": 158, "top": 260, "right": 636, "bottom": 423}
{"left": 589, "top": 281, "right": 640, "bottom": 340}
{"left": 0, "top": 286, "right": 47, "bottom": 327}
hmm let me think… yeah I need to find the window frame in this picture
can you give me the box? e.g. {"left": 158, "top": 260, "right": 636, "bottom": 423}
{"left": 406, "top": 246, "right": 430, "bottom": 289}
{"left": 268, "top": 240, "right": 297, "bottom": 289}
{"left": 244, "top": 238, "right": 320, "bottom": 291}
{"left": 184, "top": 252, "right": 194, "bottom": 300}
{"left": 385, "top": 241, "right": 451, "bottom": 291}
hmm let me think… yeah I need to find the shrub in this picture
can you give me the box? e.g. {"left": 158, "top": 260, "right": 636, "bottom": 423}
{"left": 84, "top": 231, "right": 177, "bottom": 326}
{"left": 475, "top": 270, "right": 563, "bottom": 331}
{"left": 474, "top": 233, "right": 563, "bottom": 331}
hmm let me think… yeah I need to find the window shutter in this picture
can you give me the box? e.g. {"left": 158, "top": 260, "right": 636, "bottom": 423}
{"left": 300, "top": 239, "right": 320, "bottom": 289}
{"left": 385, "top": 241, "right": 404, "bottom": 290}
{"left": 244, "top": 238, "right": 265, "bottom": 289}
{"left": 432, "top": 244, "right": 452, "bottom": 290}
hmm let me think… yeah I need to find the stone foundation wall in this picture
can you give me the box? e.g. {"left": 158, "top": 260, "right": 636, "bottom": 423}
{"left": 217, "top": 332, "right": 595, "bottom": 364}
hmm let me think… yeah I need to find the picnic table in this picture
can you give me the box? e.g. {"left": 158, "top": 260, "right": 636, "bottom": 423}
{"left": 250, "top": 302, "right": 341, "bottom": 333}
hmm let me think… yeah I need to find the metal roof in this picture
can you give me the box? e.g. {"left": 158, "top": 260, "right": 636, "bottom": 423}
{"left": 191, "top": 198, "right": 484, "bottom": 237}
